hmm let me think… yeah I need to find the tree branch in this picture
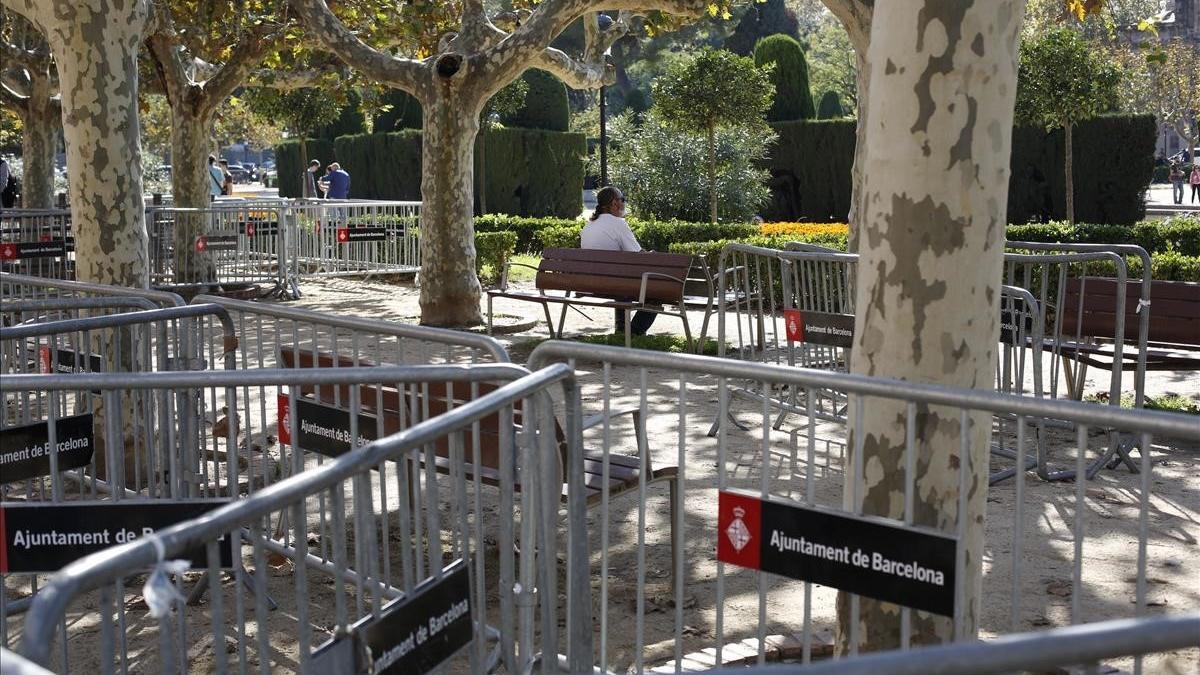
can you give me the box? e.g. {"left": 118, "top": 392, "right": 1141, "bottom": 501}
{"left": 534, "top": 46, "right": 613, "bottom": 89}
{"left": 204, "top": 26, "right": 276, "bottom": 104}
{"left": 247, "top": 65, "right": 339, "bottom": 90}
{"left": 0, "top": 77, "right": 28, "bottom": 107}
{"left": 289, "top": 0, "right": 428, "bottom": 98}
{"left": 819, "top": 0, "right": 872, "bottom": 54}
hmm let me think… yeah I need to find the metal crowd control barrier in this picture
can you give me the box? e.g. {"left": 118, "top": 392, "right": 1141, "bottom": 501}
{"left": 147, "top": 204, "right": 291, "bottom": 297}
{"left": 287, "top": 200, "right": 420, "bottom": 288}
{"left": 703, "top": 614, "right": 1200, "bottom": 675}
{"left": 0, "top": 272, "right": 186, "bottom": 308}
{"left": 0, "top": 647, "right": 53, "bottom": 675}
{"left": 527, "top": 341, "right": 1200, "bottom": 675}
{"left": 10, "top": 364, "right": 572, "bottom": 674}
{"left": 0, "top": 210, "right": 73, "bottom": 280}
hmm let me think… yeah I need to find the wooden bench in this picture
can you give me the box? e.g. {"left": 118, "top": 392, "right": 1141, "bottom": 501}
{"left": 1058, "top": 278, "right": 1200, "bottom": 378}
{"left": 278, "top": 348, "right": 680, "bottom": 555}
{"left": 487, "top": 248, "right": 715, "bottom": 348}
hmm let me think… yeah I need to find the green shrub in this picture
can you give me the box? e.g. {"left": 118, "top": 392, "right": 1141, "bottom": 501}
{"left": 633, "top": 220, "right": 759, "bottom": 252}
{"left": 1155, "top": 215, "right": 1200, "bottom": 256}
{"left": 334, "top": 130, "right": 422, "bottom": 200}
{"left": 502, "top": 69, "right": 570, "bottom": 132}
{"left": 816, "top": 91, "right": 844, "bottom": 119}
{"left": 610, "top": 112, "right": 773, "bottom": 223}
{"left": 1005, "top": 217, "right": 1200, "bottom": 256}
{"left": 754, "top": 34, "right": 816, "bottom": 122}
{"left": 315, "top": 90, "right": 366, "bottom": 140}
{"left": 475, "top": 215, "right": 581, "bottom": 253}
{"left": 538, "top": 224, "right": 583, "bottom": 249}
{"left": 475, "top": 231, "right": 518, "bottom": 285}
{"left": 1149, "top": 251, "right": 1200, "bottom": 281}
{"left": 275, "top": 138, "right": 336, "bottom": 198}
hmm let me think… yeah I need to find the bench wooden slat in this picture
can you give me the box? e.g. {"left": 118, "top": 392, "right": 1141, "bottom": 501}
{"left": 536, "top": 271, "right": 684, "bottom": 304}
{"left": 542, "top": 247, "right": 692, "bottom": 267}
{"left": 537, "top": 258, "right": 691, "bottom": 280}
{"left": 1062, "top": 278, "right": 1200, "bottom": 348}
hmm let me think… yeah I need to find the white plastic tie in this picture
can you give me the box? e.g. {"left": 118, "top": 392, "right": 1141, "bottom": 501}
{"left": 1136, "top": 298, "right": 1150, "bottom": 313}
{"left": 143, "top": 534, "right": 190, "bottom": 619}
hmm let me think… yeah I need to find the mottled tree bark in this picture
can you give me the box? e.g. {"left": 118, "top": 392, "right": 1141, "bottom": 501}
{"left": 420, "top": 87, "right": 486, "bottom": 324}
{"left": 19, "top": 79, "right": 60, "bottom": 209}
{"left": 840, "top": 0, "right": 1025, "bottom": 651}
{"left": 2, "top": 0, "right": 152, "bottom": 288}
{"left": 167, "top": 107, "right": 218, "bottom": 281}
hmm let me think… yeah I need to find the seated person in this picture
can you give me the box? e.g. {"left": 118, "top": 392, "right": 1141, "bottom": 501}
{"left": 581, "top": 186, "right": 656, "bottom": 336}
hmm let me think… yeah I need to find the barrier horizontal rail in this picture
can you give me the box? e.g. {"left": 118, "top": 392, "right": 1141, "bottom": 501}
{"left": 702, "top": 613, "right": 1200, "bottom": 675}
{"left": 0, "top": 210, "right": 74, "bottom": 281}
{"left": 528, "top": 340, "right": 1199, "bottom": 675}
{"left": 8, "top": 364, "right": 571, "bottom": 674}
{"left": 0, "top": 272, "right": 186, "bottom": 307}
{"left": 286, "top": 200, "right": 421, "bottom": 288}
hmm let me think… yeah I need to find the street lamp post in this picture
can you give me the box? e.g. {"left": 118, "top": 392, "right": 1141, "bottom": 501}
{"left": 598, "top": 13, "right": 613, "bottom": 188}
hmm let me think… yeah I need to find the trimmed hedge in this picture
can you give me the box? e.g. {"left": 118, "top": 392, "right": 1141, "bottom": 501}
{"left": 275, "top": 138, "right": 336, "bottom": 198}
{"left": 765, "top": 114, "right": 1157, "bottom": 225}
{"left": 502, "top": 69, "right": 570, "bottom": 132}
{"left": 475, "top": 215, "right": 581, "bottom": 253}
{"left": 754, "top": 34, "right": 815, "bottom": 122}
{"left": 765, "top": 119, "right": 856, "bottom": 222}
{"left": 816, "top": 91, "right": 844, "bottom": 119}
{"left": 1006, "top": 215, "right": 1200, "bottom": 256}
{"left": 280, "top": 128, "right": 585, "bottom": 217}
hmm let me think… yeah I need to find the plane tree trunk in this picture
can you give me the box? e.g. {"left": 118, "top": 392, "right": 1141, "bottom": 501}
{"left": 3, "top": 0, "right": 152, "bottom": 288}
{"left": 840, "top": 0, "right": 1026, "bottom": 651}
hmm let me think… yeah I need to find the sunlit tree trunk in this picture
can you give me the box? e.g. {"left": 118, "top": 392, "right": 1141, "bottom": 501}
{"left": 19, "top": 77, "right": 59, "bottom": 209}
{"left": 419, "top": 87, "right": 485, "bottom": 325}
{"left": 840, "top": 0, "right": 1025, "bottom": 651}
{"left": 168, "top": 105, "right": 217, "bottom": 281}
{"left": 3, "top": 0, "right": 152, "bottom": 287}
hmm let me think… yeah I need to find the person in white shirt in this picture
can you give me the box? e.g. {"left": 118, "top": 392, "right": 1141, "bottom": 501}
{"left": 581, "top": 186, "right": 657, "bottom": 336}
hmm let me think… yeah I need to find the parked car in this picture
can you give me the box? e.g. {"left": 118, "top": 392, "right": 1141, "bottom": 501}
{"left": 225, "top": 163, "right": 248, "bottom": 183}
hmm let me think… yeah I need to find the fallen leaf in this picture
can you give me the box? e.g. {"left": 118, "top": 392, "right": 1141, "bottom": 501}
{"left": 1045, "top": 580, "right": 1072, "bottom": 597}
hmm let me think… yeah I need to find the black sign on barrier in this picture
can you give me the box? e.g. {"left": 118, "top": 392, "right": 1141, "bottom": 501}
{"left": 0, "top": 500, "right": 234, "bottom": 573}
{"left": 0, "top": 413, "right": 95, "bottom": 483}
{"left": 783, "top": 309, "right": 855, "bottom": 348}
{"left": 999, "top": 307, "right": 1037, "bottom": 346}
{"left": 194, "top": 233, "right": 240, "bottom": 253}
{"left": 277, "top": 394, "right": 379, "bottom": 459}
{"left": 717, "top": 490, "right": 957, "bottom": 616}
{"left": 39, "top": 345, "right": 104, "bottom": 374}
{"left": 336, "top": 227, "right": 387, "bottom": 243}
{"left": 311, "top": 560, "right": 473, "bottom": 675}
{"left": 0, "top": 240, "right": 69, "bottom": 260}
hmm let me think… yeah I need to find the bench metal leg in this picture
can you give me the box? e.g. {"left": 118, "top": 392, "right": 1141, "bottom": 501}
{"left": 558, "top": 303, "right": 571, "bottom": 339}
{"left": 486, "top": 294, "right": 494, "bottom": 336}
{"left": 541, "top": 301, "right": 557, "bottom": 338}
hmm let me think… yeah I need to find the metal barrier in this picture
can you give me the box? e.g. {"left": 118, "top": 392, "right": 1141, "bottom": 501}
{"left": 9, "top": 364, "right": 571, "bottom": 674}
{"left": 0, "top": 272, "right": 186, "bottom": 308}
{"left": 703, "top": 614, "right": 1200, "bottom": 675}
{"left": 0, "top": 210, "right": 74, "bottom": 281}
{"left": 147, "top": 204, "right": 291, "bottom": 297}
{"left": 287, "top": 200, "right": 420, "bottom": 288}
{"left": 0, "top": 647, "right": 53, "bottom": 675}
{"left": 528, "top": 341, "right": 1199, "bottom": 675}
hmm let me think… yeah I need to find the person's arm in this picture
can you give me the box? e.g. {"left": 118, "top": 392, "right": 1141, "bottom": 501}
{"left": 619, "top": 221, "right": 642, "bottom": 252}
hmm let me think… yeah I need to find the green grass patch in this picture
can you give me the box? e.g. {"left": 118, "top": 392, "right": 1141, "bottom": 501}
{"left": 505, "top": 254, "right": 541, "bottom": 283}
{"left": 1086, "top": 391, "right": 1200, "bottom": 415}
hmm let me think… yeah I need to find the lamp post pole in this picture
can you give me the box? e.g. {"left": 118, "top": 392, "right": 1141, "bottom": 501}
{"left": 599, "top": 85, "right": 608, "bottom": 187}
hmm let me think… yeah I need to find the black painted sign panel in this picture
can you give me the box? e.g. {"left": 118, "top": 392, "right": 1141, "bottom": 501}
{"left": 336, "top": 227, "right": 387, "bottom": 243}
{"left": 716, "top": 490, "right": 957, "bottom": 616}
{"left": 195, "top": 234, "right": 240, "bottom": 252}
{"left": 0, "top": 500, "right": 234, "bottom": 573}
{"left": 39, "top": 345, "right": 104, "bottom": 374}
{"left": 783, "top": 310, "right": 855, "bottom": 348}
{"left": 360, "top": 560, "right": 473, "bottom": 674}
{"left": 0, "top": 413, "right": 95, "bottom": 483}
{"left": 277, "top": 394, "right": 379, "bottom": 459}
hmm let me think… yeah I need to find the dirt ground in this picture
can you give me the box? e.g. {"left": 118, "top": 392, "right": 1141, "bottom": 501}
{"left": 3, "top": 275, "right": 1197, "bottom": 673}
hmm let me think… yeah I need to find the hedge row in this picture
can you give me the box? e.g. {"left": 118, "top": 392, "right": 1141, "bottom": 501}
{"left": 274, "top": 138, "right": 336, "bottom": 199}
{"left": 1006, "top": 215, "right": 1200, "bottom": 256}
{"left": 765, "top": 114, "right": 1157, "bottom": 225}
{"left": 277, "top": 128, "right": 586, "bottom": 218}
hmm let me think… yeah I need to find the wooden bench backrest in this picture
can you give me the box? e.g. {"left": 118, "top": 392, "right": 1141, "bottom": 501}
{"left": 1061, "top": 278, "right": 1200, "bottom": 346}
{"left": 536, "top": 248, "right": 693, "bottom": 304}
{"left": 277, "top": 349, "right": 567, "bottom": 485}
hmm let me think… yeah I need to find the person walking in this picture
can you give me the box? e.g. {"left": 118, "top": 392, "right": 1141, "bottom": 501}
{"left": 207, "top": 155, "right": 224, "bottom": 201}
{"left": 1169, "top": 163, "right": 1185, "bottom": 205}
{"left": 1190, "top": 165, "right": 1200, "bottom": 204}
{"left": 218, "top": 159, "right": 234, "bottom": 196}
{"left": 581, "top": 186, "right": 657, "bottom": 337}
{"left": 302, "top": 159, "right": 321, "bottom": 199}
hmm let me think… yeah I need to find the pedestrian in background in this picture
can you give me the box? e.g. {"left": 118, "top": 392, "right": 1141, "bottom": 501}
{"left": 302, "top": 159, "right": 321, "bottom": 199}
{"left": 1190, "top": 165, "right": 1200, "bottom": 204}
{"left": 207, "top": 155, "right": 224, "bottom": 201}
{"left": 218, "top": 159, "right": 234, "bottom": 196}
{"left": 1169, "top": 163, "right": 1185, "bottom": 205}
